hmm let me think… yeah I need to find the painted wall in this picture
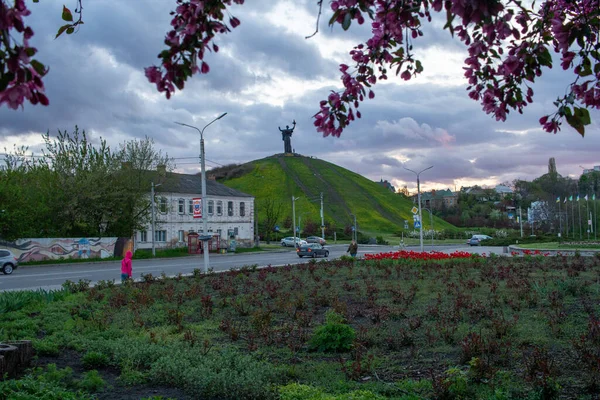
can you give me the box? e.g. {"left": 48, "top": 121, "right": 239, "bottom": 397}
{"left": 0, "top": 237, "right": 132, "bottom": 263}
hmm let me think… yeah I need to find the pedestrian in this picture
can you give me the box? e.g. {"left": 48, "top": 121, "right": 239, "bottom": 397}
{"left": 347, "top": 240, "right": 358, "bottom": 257}
{"left": 121, "top": 250, "right": 132, "bottom": 283}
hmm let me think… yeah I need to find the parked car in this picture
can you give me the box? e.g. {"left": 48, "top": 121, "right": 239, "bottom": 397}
{"left": 0, "top": 249, "right": 18, "bottom": 275}
{"left": 305, "top": 236, "right": 327, "bottom": 245}
{"left": 467, "top": 235, "right": 493, "bottom": 246}
{"left": 280, "top": 237, "right": 307, "bottom": 247}
{"left": 297, "top": 243, "right": 329, "bottom": 258}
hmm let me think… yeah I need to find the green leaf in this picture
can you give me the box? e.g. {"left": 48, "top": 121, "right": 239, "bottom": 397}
{"left": 575, "top": 107, "right": 591, "bottom": 125}
{"left": 66, "top": 27, "right": 75, "bottom": 34}
{"left": 342, "top": 13, "right": 352, "bottom": 31}
{"left": 328, "top": 10, "right": 340, "bottom": 26}
{"left": 31, "top": 60, "right": 46, "bottom": 76}
{"left": 55, "top": 24, "right": 70, "bottom": 39}
{"left": 0, "top": 72, "right": 15, "bottom": 92}
{"left": 62, "top": 5, "right": 73, "bottom": 22}
{"left": 538, "top": 48, "right": 552, "bottom": 67}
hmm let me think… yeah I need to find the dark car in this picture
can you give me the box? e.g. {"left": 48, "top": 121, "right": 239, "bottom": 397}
{"left": 297, "top": 243, "right": 329, "bottom": 258}
{"left": 305, "top": 236, "right": 327, "bottom": 245}
{"left": 0, "top": 249, "right": 19, "bottom": 275}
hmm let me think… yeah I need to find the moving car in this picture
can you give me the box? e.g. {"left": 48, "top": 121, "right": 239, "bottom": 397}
{"left": 297, "top": 243, "right": 329, "bottom": 258}
{"left": 280, "top": 237, "right": 307, "bottom": 247}
{"left": 467, "top": 235, "right": 493, "bottom": 246}
{"left": 0, "top": 249, "right": 19, "bottom": 275}
{"left": 305, "top": 236, "right": 327, "bottom": 245}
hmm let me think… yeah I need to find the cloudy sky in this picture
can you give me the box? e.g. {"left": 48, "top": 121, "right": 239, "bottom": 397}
{"left": 1, "top": 0, "right": 599, "bottom": 193}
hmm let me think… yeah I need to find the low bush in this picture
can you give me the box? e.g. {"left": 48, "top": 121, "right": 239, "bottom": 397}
{"left": 82, "top": 351, "right": 109, "bottom": 370}
{"left": 78, "top": 370, "right": 105, "bottom": 393}
{"left": 309, "top": 311, "right": 356, "bottom": 353}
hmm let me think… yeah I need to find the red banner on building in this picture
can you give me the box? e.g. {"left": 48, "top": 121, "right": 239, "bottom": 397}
{"left": 193, "top": 198, "right": 202, "bottom": 218}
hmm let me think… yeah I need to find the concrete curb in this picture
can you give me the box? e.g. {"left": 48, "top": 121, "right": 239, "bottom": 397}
{"left": 508, "top": 245, "right": 600, "bottom": 257}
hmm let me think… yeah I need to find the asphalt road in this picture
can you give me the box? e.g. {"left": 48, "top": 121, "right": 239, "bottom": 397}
{"left": 0, "top": 244, "right": 508, "bottom": 292}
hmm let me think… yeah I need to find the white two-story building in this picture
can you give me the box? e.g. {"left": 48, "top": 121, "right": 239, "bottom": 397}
{"left": 135, "top": 170, "right": 255, "bottom": 251}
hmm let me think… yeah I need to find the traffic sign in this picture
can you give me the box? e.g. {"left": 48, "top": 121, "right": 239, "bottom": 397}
{"left": 413, "top": 214, "right": 420, "bottom": 221}
{"left": 411, "top": 206, "right": 418, "bottom": 214}
{"left": 414, "top": 221, "right": 421, "bottom": 229}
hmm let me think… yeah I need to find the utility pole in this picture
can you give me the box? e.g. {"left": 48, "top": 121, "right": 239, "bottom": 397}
{"left": 519, "top": 206, "right": 523, "bottom": 238}
{"left": 292, "top": 196, "right": 300, "bottom": 245}
{"left": 320, "top": 192, "right": 325, "bottom": 239}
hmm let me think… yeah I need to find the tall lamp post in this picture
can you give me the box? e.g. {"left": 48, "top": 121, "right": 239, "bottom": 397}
{"left": 175, "top": 112, "right": 227, "bottom": 273}
{"left": 404, "top": 165, "right": 433, "bottom": 252}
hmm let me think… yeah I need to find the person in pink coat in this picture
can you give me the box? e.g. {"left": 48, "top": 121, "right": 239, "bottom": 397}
{"left": 121, "top": 250, "right": 132, "bottom": 283}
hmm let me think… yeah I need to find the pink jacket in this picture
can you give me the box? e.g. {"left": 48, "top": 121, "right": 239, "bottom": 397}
{"left": 121, "top": 250, "right": 132, "bottom": 277}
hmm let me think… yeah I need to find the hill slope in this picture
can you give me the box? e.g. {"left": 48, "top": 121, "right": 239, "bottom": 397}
{"left": 217, "top": 154, "right": 456, "bottom": 234}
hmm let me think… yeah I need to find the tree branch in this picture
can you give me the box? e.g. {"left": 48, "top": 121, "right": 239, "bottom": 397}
{"left": 305, "top": 0, "right": 323, "bottom": 39}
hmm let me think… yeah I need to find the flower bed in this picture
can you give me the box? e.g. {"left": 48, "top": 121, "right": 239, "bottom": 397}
{"left": 364, "top": 250, "right": 476, "bottom": 261}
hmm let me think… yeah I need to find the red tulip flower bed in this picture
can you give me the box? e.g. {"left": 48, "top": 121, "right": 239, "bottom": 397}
{"left": 364, "top": 250, "right": 476, "bottom": 261}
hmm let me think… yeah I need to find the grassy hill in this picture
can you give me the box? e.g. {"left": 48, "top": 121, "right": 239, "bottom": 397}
{"left": 215, "top": 154, "right": 456, "bottom": 236}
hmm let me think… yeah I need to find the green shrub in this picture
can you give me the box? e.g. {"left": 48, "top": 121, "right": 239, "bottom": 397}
{"left": 148, "top": 348, "right": 279, "bottom": 399}
{"left": 309, "top": 311, "right": 355, "bottom": 352}
{"left": 82, "top": 351, "right": 109, "bottom": 370}
{"left": 33, "top": 339, "right": 60, "bottom": 356}
{"left": 78, "top": 370, "right": 105, "bottom": 393}
{"left": 279, "top": 383, "right": 386, "bottom": 400}
{"left": 0, "top": 376, "right": 91, "bottom": 400}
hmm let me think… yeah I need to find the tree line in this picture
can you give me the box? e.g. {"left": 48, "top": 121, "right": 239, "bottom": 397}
{"left": 0, "top": 127, "right": 171, "bottom": 241}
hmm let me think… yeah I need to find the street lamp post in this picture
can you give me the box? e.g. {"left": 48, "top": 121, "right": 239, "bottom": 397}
{"left": 292, "top": 196, "right": 300, "bottom": 245}
{"left": 404, "top": 165, "right": 433, "bottom": 252}
{"left": 175, "top": 113, "right": 227, "bottom": 273}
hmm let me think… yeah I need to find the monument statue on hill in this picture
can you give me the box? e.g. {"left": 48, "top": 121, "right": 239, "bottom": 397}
{"left": 279, "top": 120, "right": 296, "bottom": 154}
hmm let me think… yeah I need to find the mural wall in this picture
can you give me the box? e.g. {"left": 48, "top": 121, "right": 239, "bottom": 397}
{"left": 0, "top": 237, "right": 131, "bottom": 263}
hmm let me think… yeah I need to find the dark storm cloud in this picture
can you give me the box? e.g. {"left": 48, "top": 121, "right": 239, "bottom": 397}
{"left": 1, "top": 0, "right": 599, "bottom": 191}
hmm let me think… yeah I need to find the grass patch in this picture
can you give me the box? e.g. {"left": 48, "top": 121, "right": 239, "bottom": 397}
{"left": 2, "top": 255, "right": 600, "bottom": 398}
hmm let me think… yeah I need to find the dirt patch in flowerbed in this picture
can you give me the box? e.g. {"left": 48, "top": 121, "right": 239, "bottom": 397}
{"left": 2, "top": 252, "right": 600, "bottom": 399}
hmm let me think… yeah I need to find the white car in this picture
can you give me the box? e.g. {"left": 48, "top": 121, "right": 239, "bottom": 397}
{"left": 0, "top": 249, "right": 19, "bottom": 275}
{"left": 280, "top": 237, "right": 308, "bottom": 247}
{"left": 467, "top": 235, "right": 493, "bottom": 246}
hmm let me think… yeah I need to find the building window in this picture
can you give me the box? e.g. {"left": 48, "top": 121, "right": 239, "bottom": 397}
{"left": 234, "top": 227, "right": 239, "bottom": 236}
{"left": 188, "top": 200, "right": 193, "bottom": 214}
{"left": 159, "top": 197, "right": 167, "bottom": 213}
{"left": 228, "top": 201, "right": 234, "bottom": 216}
{"left": 178, "top": 230, "right": 184, "bottom": 242}
{"left": 140, "top": 231, "right": 147, "bottom": 242}
{"left": 217, "top": 201, "right": 223, "bottom": 216}
{"left": 217, "top": 229, "right": 222, "bottom": 238}
{"left": 178, "top": 199, "right": 185, "bottom": 214}
{"left": 208, "top": 200, "right": 214, "bottom": 215}
{"left": 155, "top": 230, "right": 166, "bottom": 242}
{"left": 240, "top": 202, "right": 245, "bottom": 217}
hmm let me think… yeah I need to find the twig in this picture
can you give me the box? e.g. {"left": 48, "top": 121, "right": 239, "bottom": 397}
{"left": 305, "top": 0, "right": 323, "bottom": 39}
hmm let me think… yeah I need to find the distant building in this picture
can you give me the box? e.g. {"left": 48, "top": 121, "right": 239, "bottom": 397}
{"left": 135, "top": 169, "right": 255, "bottom": 251}
{"left": 377, "top": 178, "right": 396, "bottom": 193}
{"left": 582, "top": 165, "right": 600, "bottom": 174}
{"left": 412, "top": 189, "right": 457, "bottom": 210}
{"left": 494, "top": 184, "right": 513, "bottom": 198}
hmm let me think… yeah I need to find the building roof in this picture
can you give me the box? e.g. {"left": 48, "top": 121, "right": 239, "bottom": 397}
{"left": 495, "top": 184, "right": 513, "bottom": 194}
{"left": 154, "top": 171, "right": 253, "bottom": 198}
{"left": 419, "top": 189, "right": 455, "bottom": 200}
